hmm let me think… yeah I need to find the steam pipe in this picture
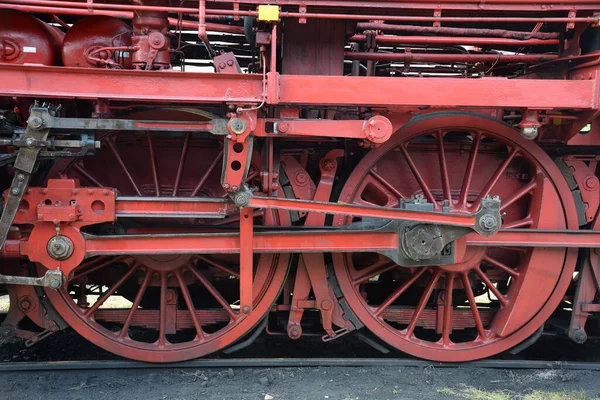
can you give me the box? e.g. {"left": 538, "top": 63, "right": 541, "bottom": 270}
{"left": 356, "top": 23, "right": 560, "bottom": 40}
{"left": 0, "top": 0, "right": 596, "bottom": 25}
{"left": 349, "top": 35, "right": 560, "bottom": 47}
{"left": 345, "top": 52, "right": 559, "bottom": 64}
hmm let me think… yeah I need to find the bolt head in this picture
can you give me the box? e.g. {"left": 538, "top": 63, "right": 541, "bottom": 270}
{"left": 27, "top": 116, "right": 44, "bottom": 130}
{"left": 584, "top": 176, "right": 599, "bottom": 191}
{"left": 295, "top": 172, "right": 308, "bottom": 185}
{"left": 229, "top": 118, "right": 248, "bottom": 135}
{"left": 478, "top": 214, "right": 498, "bottom": 233}
{"left": 49, "top": 279, "right": 61, "bottom": 290}
{"left": 47, "top": 235, "right": 74, "bottom": 261}
{"left": 572, "top": 329, "right": 587, "bottom": 344}
{"left": 322, "top": 160, "right": 335, "bottom": 171}
{"left": 11, "top": 188, "right": 19, "bottom": 195}
{"left": 521, "top": 126, "right": 538, "bottom": 140}
{"left": 277, "top": 122, "right": 290, "bottom": 133}
{"left": 241, "top": 305, "right": 251, "bottom": 314}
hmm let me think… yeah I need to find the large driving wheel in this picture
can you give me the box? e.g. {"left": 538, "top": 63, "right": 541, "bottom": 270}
{"left": 40, "top": 110, "right": 290, "bottom": 362}
{"left": 332, "top": 112, "right": 578, "bottom": 361}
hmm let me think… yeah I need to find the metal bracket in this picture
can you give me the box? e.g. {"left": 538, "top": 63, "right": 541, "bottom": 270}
{"left": 0, "top": 106, "right": 51, "bottom": 250}
{"left": 17, "top": 107, "right": 229, "bottom": 135}
{"left": 0, "top": 269, "right": 64, "bottom": 290}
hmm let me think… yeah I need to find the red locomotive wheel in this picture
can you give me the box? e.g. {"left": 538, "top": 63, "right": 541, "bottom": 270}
{"left": 332, "top": 112, "right": 579, "bottom": 361}
{"left": 40, "top": 110, "right": 290, "bottom": 362}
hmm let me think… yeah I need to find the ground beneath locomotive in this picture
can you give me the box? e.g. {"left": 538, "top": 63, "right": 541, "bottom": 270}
{"left": 3, "top": 356, "right": 600, "bottom": 400}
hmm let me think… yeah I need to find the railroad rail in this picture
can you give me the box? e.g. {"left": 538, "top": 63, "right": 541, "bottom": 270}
{"left": 2, "top": 358, "right": 600, "bottom": 372}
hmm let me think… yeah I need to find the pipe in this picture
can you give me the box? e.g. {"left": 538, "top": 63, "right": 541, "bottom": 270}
{"left": 356, "top": 23, "right": 560, "bottom": 40}
{"left": 345, "top": 51, "right": 559, "bottom": 64}
{"left": 270, "top": 23, "right": 277, "bottom": 73}
{"left": 168, "top": 18, "right": 245, "bottom": 34}
{"left": 0, "top": 0, "right": 596, "bottom": 25}
{"left": 350, "top": 35, "right": 560, "bottom": 47}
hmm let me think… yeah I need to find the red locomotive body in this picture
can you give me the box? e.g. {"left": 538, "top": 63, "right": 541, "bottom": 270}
{"left": 0, "top": 0, "right": 599, "bottom": 363}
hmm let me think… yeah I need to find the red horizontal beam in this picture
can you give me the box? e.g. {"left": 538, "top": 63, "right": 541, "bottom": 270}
{"left": 77, "top": 229, "right": 600, "bottom": 257}
{"left": 4, "top": 229, "right": 599, "bottom": 261}
{"left": 0, "top": 64, "right": 597, "bottom": 110}
{"left": 278, "top": 75, "right": 599, "bottom": 109}
{"left": 0, "top": 64, "right": 263, "bottom": 104}
{"left": 115, "top": 197, "right": 235, "bottom": 218}
{"left": 84, "top": 231, "right": 400, "bottom": 256}
{"left": 466, "top": 230, "right": 600, "bottom": 248}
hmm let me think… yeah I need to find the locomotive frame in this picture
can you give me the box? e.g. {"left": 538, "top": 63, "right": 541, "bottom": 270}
{"left": 0, "top": 0, "right": 599, "bottom": 363}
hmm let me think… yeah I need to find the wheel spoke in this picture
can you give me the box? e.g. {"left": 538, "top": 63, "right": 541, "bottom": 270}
{"left": 352, "top": 259, "right": 397, "bottom": 285}
{"left": 405, "top": 270, "right": 440, "bottom": 337}
{"left": 172, "top": 132, "right": 190, "bottom": 196}
{"left": 146, "top": 132, "right": 161, "bottom": 196}
{"left": 84, "top": 264, "right": 139, "bottom": 318}
{"left": 483, "top": 255, "right": 519, "bottom": 278}
{"left": 119, "top": 269, "right": 152, "bottom": 339}
{"left": 369, "top": 169, "right": 408, "bottom": 200}
{"left": 474, "top": 267, "right": 507, "bottom": 306}
{"left": 436, "top": 131, "right": 452, "bottom": 203}
{"left": 375, "top": 268, "right": 427, "bottom": 317}
{"left": 472, "top": 147, "right": 518, "bottom": 209}
{"left": 106, "top": 139, "right": 142, "bottom": 196}
{"left": 175, "top": 269, "right": 206, "bottom": 339}
{"left": 72, "top": 255, "right": 129, "bottom": 281}
{"left": 441, "top": 273, "right": 455, "bottom": 345}
{"left": 190, "top": 149, "right": 223, "bottom": 197}
{"left": 195, "top": 256, "right": 240, "bottom": 278}
{"left": 189, "top": 266, "right": 237, "bottom": 320}
{"left": 73, "top": 163, "right": 105, "bottom": 187}
{"left": 458, "top": 132, "right": 481, "bottom": 207}
{"left": 461, "top": 272, "right": 486, "bottom": 339}
{"left": 399, "top": 144, "right": 436, "bottom": 205}
{"left": 500, "top": 180, "right": 537, "bottom": 213}
{"left": 158, "top": 272, "right": 168, "bottom": 346}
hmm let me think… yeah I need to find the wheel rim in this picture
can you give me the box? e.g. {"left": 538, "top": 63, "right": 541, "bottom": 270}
{"left": 41, "top": 110, "right": 290, "bottom": 362}
{"left": 332, "top": 112, "right": 578, "bottom": 361}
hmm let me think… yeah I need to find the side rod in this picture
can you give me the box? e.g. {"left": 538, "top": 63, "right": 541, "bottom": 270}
{"left": 5, "top": 229, "right": 591, "bottom": 259}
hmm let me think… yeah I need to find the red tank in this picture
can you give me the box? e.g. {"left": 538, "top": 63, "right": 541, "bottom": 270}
{"left": 62, "top": 16, "right": 132, "bottom": 68}
{"left": 0, "top": 10, "right": 63, "bottom": 66}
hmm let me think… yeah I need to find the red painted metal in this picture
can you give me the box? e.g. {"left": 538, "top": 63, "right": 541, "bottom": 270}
{"left": 1, "top": 0, "right": 600, "bottom": 364}
{"left": 3, "top": 0, "right": 600, "bottom": 14}
{"left": 332, "top": 113, "right": 579, "bottom": 361}
{"left": 345, "top": 52, "right": 559, "bottom": 64}
{"left": 27, "top": 127, "right": 292, "bottom": 362}
{"left": 350, "top": 35, "right": 560, "bottom": 47}
{"left": 9, "top": 179, "right": 116, "bottom": 227}
{"left": 62, "top": 16, "right": 132, "bottom": 68}
{"left": 0, "top": 9, "right": 63, "bottom": 66}
{"left": 1, "top": 64, "right": 598, "bottom": 109}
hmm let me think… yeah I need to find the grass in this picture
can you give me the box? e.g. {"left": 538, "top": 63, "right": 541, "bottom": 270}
{"left": 436, "top": 386, "right": 599, "bottom": 400}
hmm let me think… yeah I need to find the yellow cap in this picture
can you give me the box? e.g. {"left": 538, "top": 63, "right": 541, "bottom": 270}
{"left": 257, "top": 5, "right": 280, "bottom": 22}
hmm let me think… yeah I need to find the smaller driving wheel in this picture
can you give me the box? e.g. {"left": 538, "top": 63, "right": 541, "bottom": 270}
{"left": 333, "top": 112, "right": 579, "bottom": 361}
